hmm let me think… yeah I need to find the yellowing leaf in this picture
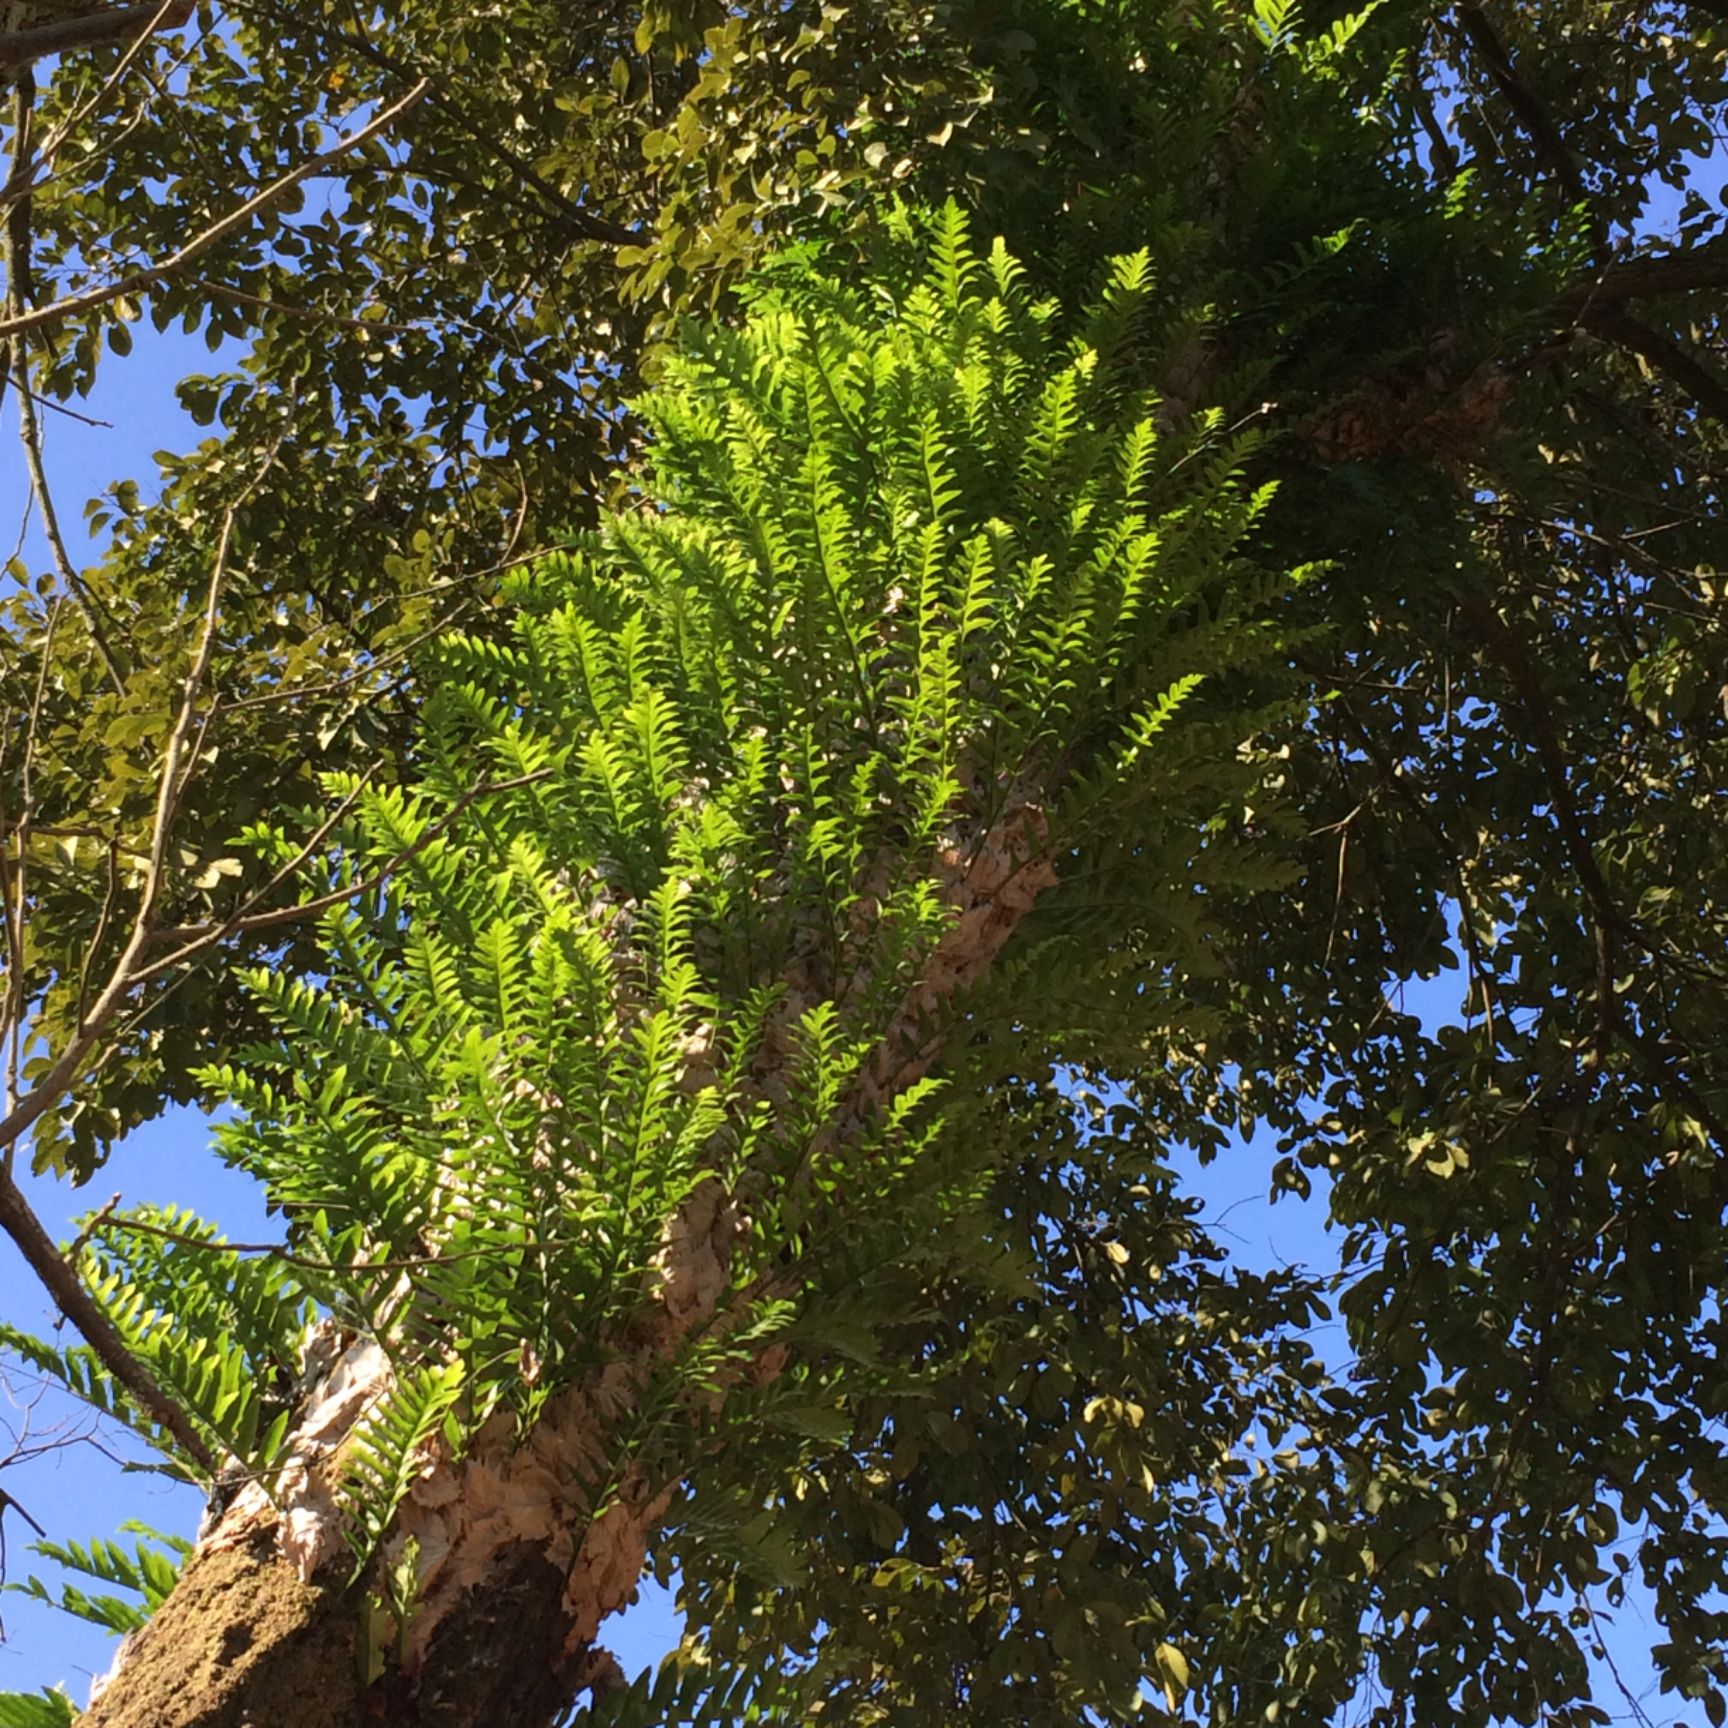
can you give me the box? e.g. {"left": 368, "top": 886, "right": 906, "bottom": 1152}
{"left": 192, "top": 858, "right": 243, "bottom": 890}
{"left": 1156, "top": 1641, "right": 1191, "bottom": 1705}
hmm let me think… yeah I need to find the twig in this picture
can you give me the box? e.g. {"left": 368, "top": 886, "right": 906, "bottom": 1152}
{"left": 1, "top": 598, "right": 62, "bottom": 1147}
{"left": 0, "top": 1485, "right": 47, "bottom": 1540}
{"left": 0, "top": 78, "right": 432, "bottom": 341}
{"left": 1452, "top": 872, "right": 1498, "bottom": 1049}
{"left": 0, "top": 70, "right": 36, "bottom": 424}
{"left": 3, "top": 0, "right": 189, "bottom": 204}
{"left": 74, "top": 838, "right": 122, "bottom": 1028}
{"left": 0, "top": 461, "right": 264, "bottom": 1163}
{"left": 4, "top": 371, "right": 112, "bottom": 427}
{"left": 1413, "top": 88, "right": 1460, "bottom": 183}
{"left": 139, "top": 765, "right": 553, "bottom": 963}
{"left": 0, "top": 483, "right": 285, "bottom": 1474}
{"left": 188, "top": 275, "right": 427, "bottom": 336}
{"left": 1449, "top": 5, "right": 1584, "bottom": 202}
{"left": 235, "top": 0, "right": 632, "bottom": 247}
{"left": 11, "top": 333, "right": 129, "bottom": 689}
{"left": 5, "top": 73, "right": 126, "bottom": 687}
{"left": 216, "top": 604, "right": 470, "bottom": 714}
{"left": 64, "top": 1193, "right": 121, "bottom": 1264}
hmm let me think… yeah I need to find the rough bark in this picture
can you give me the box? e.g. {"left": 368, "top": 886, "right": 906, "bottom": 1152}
{"left": 81, "top": 798, "right": 1058, "bottom": 1728}
{"left": 0, "top": 0, "right": 193, "bottom": 70}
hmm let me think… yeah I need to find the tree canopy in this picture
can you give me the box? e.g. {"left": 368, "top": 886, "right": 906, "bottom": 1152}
{"left": 1, "top": 0, "right": 1726, "bottom": 1724}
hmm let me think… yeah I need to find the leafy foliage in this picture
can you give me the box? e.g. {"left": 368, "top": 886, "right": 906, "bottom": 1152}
{"left": 4, "top": 0, "right": 1728, "bottom": 1721}
{"left": 6, "top": 1525, "right": 188, "bottom": 1637}
{"left": 0, "top": 0, "right": 1010, "bottom": 1173}
{"left": 21, "top": 207, "right": 1301, "bottom": 1713}
{"left": 0, "top": 1690, "right": 77, "bottom": 1728}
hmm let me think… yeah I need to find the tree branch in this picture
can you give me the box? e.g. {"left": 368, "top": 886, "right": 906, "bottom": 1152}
{"left": 0, "top": 497, "right": 285, "bottom": 1482}
{"left": 234, "top": 0, "right": 633, "bottom": 247}
{"left": 0, "top": 0, "right": 192, "bottom": 71}
{"left": 11, "top": 326, "right": 130, "bottom": 690}
{"left": 1455, "top": 591, "right": 1728, "bottom": 1154}
{"left": 1449, "top": 4, "right": 1584, "bottom": 201}
{"left": 0, "top": 77, "right": 431, "bottom": 340}
{"left": 1562, "top": 232, "right": 1728, "bottom": 310}
{"left": 0, "top": 509, "right": 236, "bottom": 1163}
{"left": 1583, "top": 302, "right": 1728, "bottom": 425}
{"left": 1413, "top": 86, "right": 1459, "bottom": 184}
{"left": 0, "top": 1170, "right": 215, "bottom": 1470}
{"left": 0, "top": 67, "right": 36, "bottom": 426}
{"left": 3, "top": 0, "right": 191, "bottom": 210}
{"left": 1, "top": 601, "right": 63, "bottom": 1130}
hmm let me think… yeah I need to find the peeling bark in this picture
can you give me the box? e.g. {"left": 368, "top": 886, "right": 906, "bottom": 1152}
{"left": 82, "top": 798, "right": 1057, "bottom": 1728}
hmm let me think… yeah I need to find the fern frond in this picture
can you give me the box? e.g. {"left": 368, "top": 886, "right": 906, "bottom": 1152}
{"left": 343, "top": 1361, "right": 465, "bottom": 1576}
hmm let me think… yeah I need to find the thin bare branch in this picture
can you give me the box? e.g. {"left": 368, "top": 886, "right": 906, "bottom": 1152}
{"left": 4, "top": 71, "right": 128, "bottom": 686}
{"left": 134, "top": 764, "right": 381, "bottom": 966}
{"left": 6, "top": 375, "right": 112, "bottom": 427}
{"left": 0, "top": 1484, "right": 47, "bottom": 1540}
{"left": 0, "top": 71, "right": 35, "bottom": 425}
{"left": 74, "top": 837, "right": 121, "bottom": 1028}
{"left": 1413, "top": 87, "right": 1459, "bottom": 183}
{"left": 11, "top": 339, "right": 129, "bottom": 689}
{"left": 0, "top": 488, "right": 286, "bottom": 1480}
{"left": 1, "top": 599, "right": 62, "bottom": 1143}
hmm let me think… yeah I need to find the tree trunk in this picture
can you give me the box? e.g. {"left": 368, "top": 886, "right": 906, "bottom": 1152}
{"left": 82, "top": 802, "right": 1057, "bottom": 1727}
{"left": 83, "top": 1254, "right": 712, "bottom": 1726}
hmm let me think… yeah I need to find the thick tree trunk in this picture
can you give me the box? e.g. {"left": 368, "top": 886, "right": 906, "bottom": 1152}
{"left": 83, "top": 1269, "right": 706, "bottom": 1726}
{"left": 81, "top": 1436, "right": 661, "bottom": 1727}
{"left": 81, "top": 802, "right": 1057, "bottom": 1727}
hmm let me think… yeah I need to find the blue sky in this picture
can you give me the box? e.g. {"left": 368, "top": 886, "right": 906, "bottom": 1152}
{"left": 0, "top": 321, "right": 682, "bottom": 1700}
{"left": 1, "top": 76, "right": 1722, "bottom": 1719}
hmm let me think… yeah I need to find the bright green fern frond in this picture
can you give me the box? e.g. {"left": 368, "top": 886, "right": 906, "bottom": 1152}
{"left": 1078, "top": 246, "right": 1156, "bottom": 374}
{"left": 343, "top": 1360, "right": 465, "bottom": 1577}
{"left": 13, "top": 1524, "right": 186, "bottom": 1627}
{"left": 0, "top": 1322, "right": 158, "bottom": 1451}
{"left": 0, "top": 1687, "right": 77, "bottom": 1727}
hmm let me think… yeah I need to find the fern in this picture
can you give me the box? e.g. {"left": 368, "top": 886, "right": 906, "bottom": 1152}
{"left": 29, "top": 203, "right": 1301, "bottom": 1654}
{"left": 0, "top": 1689, "right": 77, "bottom": 1728}
{"left": 8, "top": 1522, "right": 189, "bottom": 1638}
{"left": 342, "top": 1361, "right": 466, "bottom": 1576}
